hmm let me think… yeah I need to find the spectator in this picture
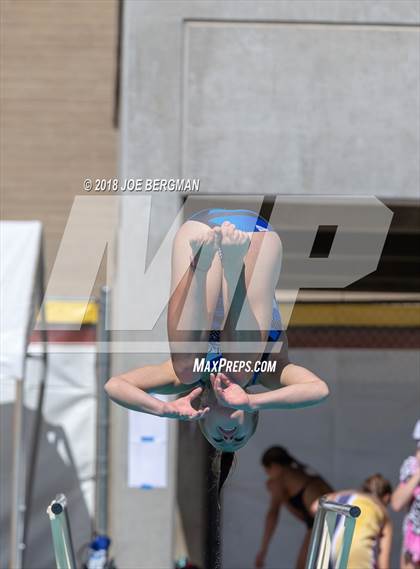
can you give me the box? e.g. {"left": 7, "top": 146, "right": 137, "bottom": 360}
{"left": 326, "top": 474, "right": 393, "bottom": 569}
{"left": 255, "top": 446, "right": 332, "bottom": 569}
{"left": 392, "top": 420, "right": 420, "bottom": 569}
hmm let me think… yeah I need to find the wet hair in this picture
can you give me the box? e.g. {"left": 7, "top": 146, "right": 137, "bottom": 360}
{"left": 261, "top": 446, "right": 307, "bottom": 471}
{"left": 198, "top": 385, "right": 258, "bottom": 496}
{"left": 214, "top": 451, "right": 235, "bottom": 498}
{"left": 361, "top": 473, "right": 392, "bottom": 499}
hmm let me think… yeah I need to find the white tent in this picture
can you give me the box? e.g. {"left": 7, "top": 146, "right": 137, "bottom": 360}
{"left": 0, "top": 221, "right": 46, "bottom": 569}
{"left": 1, "top": 221, "right": 101, "bottom": 569}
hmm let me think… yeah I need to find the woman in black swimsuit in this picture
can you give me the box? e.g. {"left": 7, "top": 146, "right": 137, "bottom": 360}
{"left": 255, "top": 446, "right": 333, "bottom": 569}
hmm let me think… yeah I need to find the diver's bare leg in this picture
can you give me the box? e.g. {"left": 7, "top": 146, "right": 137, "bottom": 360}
{"left": 168, "top": 221, "right": 222, "bottom": 383}
{"left": 220, "top": 223, "right": 282, "bottom": 383}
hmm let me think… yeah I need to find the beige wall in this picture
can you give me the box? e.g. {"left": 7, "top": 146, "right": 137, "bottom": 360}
{"left": 0, "top": 0, "right": 118, "bottom": 297}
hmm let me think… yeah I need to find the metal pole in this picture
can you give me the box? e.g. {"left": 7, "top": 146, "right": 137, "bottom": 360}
{"left": 316, "top": 511, "right": 336, "bottom": 569}
{"left": 23, "top": 241, "right": 49, "bottom": 566}
{"left": 9, "top": 378, "right": 26, "bottom": 569}
{"left": 337, "top": 516, "right": 357, "bottom": 569}
{"left": 95, "top": 286, "right": 111, "bottom": 534}
{"left": 305, "top": 497, "right": 361, "bottom": 569}
{"left": 315, "top": 518, "right": 330, "bottom": 569}
{"left": 10, "top": 234, "right": 48, "bottom": 569}
{"left": 305, "top": 505, "right": 327, "bottom": 569}
{"left": 317, "top": 500, "right": 361, "bottom": 518}
{"left": 46, "top": 494, "right": 76, "bottom": 569}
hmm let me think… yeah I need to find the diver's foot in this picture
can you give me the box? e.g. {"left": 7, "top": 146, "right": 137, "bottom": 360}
{"left": 219, "top": 221, "right": 250, "bottom": 270}
{"left": 189, "top": 227, "right": 220, "bottom": 272}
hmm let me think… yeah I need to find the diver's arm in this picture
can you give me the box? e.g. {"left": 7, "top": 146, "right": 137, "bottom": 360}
{"left": 105, "top": 375, "right": 209, "bottom": 420}
{"left": 260, "top": 502, "right": 280, "bottom": 552}
{"left": 255, "top": 499, "right": 281, "bottom": 568}
{"left": 248, "top": 364, "right": 329, "bottom": 411}
{"left": 211, "top": 365, "right": 328, "bottom": 412}
{"left": 105, "top": 360, "right": 208, "bottom": 419}
{"left": 107, "top": 359, "right": 191, "bottom": 395}
{"left": 105, "top": 375, "right": 169, "bottom": 415}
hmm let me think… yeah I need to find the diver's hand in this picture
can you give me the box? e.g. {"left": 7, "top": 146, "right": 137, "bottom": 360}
{"left": 210, "top": 373, "right": 251, "bottom": 411}
{"left": 162, "top": 388, "right": 210, "bottom": 421}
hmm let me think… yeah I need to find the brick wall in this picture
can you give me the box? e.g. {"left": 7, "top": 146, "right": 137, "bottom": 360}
{"left": 0, "top": 0, "right": 118, "bottom": 297}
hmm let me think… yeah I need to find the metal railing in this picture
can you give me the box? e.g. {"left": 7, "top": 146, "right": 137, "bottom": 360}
{"left": 46, "top": 494, "right": 76, "bottom": 569}
{"left": 305, "top": 497, "right": 361, "bottom": 569}
{"left": 96, "top": 286, "right": 111, "bottom": 536}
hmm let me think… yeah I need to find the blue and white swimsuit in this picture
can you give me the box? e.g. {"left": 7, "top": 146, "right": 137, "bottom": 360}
{"left": 188, "top": 208, "right": 289, "bottom": 387}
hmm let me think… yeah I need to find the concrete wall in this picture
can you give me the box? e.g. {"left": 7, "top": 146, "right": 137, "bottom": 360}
{"left": 184, "top": 20, "right": 419, "bottom": 198}
{"left": 120, "top": 0, "right": 419, "bottom": 198}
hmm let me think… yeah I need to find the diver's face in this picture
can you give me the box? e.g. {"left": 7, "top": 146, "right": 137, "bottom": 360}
{"left": 201, "top": 401, "right": 254, "bottom": 451}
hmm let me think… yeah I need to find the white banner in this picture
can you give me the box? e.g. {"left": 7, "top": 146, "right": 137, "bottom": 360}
{"left": 128, "top": 399, "right": 168, "bottom": 489}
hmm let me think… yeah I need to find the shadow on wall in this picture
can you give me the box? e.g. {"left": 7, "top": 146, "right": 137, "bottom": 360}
{"left": 0, "top": 404, "right": 92, "bottom": 569}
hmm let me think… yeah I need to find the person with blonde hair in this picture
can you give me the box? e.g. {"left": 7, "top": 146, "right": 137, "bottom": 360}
{"left": 326, "top": 474, "right": 393, "bottom": 569}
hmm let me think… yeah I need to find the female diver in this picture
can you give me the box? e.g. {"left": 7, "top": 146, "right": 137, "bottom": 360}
{"left": 256, "top": 446, "right": 333, "bottom": 569}
{"left": 105, "top": 209, "right": 329, "bottom": 487}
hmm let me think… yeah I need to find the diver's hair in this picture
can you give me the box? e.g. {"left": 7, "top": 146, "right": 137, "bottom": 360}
{"left": 218, "top": 451, "right": 235, "bottom": 496}
{"left": 361, "top": 473, "right": 392, "bottom": 499}
{"left": 198, "top": 384, "right": 258, "bottom": 502}
{"left": 261, "top": 446, "right": 307, "bottom": 471}
{"left": 209, "top": 449, "right": 236, "bottom": 509}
